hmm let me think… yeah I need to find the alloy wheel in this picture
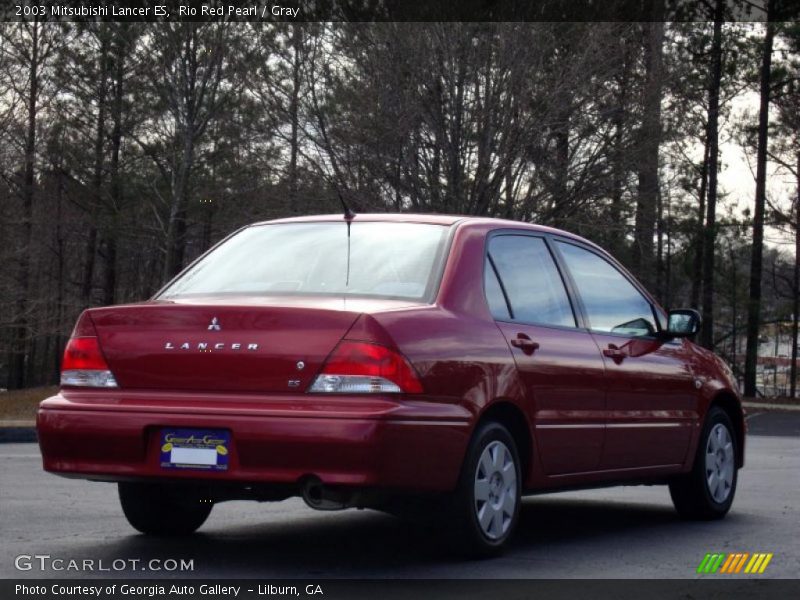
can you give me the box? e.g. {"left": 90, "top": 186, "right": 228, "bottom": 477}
{"left": 474, "top": 440, "right": 517, "bottom": 540}
{"left": 705, "top": 422, "right": 735, "bottom": 503}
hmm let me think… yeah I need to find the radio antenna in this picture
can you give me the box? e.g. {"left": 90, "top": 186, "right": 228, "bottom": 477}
{"left": 339, "top": 191, "right": 356, "bottom": 222}
{"left": 338, "top": 191, "right": 355, "bottom": 287}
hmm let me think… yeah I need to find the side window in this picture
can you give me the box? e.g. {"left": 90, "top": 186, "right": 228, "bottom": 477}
{"left": 484, "top": 258, "right": 511, "bottom": 320}
{"left": 556, "top": 241, "right": 657, "bottom": 337}
{"left": 488, "top": 235, "right": 576, "bottom": 327}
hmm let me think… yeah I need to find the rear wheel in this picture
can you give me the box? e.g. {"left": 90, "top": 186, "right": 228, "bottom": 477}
{"left": 118, "top": 482, "right": 212, "bottom": 535}
{"left": 448, "top": 422, "right": 521, "bottom": 557}
{"left": 669, "top": 406, "right": 738, "bottom": 520}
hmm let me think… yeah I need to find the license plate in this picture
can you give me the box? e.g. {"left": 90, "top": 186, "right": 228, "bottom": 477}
{"left": 159, "top": 428, "right": 230, "bottom": 471}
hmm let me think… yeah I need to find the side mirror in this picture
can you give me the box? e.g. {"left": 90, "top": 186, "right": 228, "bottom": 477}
{"left": 666, "top": 309, "right": 701, "bottom": 338}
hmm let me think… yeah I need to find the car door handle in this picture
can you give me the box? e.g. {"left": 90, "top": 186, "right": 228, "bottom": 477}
{"left": 511, "top": 336, "right": 540, "bottom": 355}
{"left": 603, "top": 344, "right": 627, "bottom": 362}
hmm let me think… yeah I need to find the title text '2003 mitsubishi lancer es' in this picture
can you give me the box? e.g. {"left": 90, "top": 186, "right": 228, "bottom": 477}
{"left": 37, "top": 213, "right": 744, "bottom": 556}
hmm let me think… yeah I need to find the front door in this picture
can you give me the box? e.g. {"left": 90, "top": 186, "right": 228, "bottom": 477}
{"left": 486, "top": 233, "right": 607, "bottom": 475}
{"left": 553, "top": 240, "right": 697, "bottom": 470}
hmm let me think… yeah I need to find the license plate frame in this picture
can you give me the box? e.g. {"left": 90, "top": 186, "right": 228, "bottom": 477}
{"left": 159, "top": 428, "right": 230, "bottom": 471}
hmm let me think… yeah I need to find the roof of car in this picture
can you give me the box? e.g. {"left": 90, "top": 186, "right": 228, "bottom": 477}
{"left": 258, "top": 213, "right": 590, "bottom": 245}
{"left": 263, "top": 213, "right": 464, "bottom": 225}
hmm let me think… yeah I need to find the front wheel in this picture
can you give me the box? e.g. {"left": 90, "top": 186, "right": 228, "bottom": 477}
{"left": 669, "top": 406, "right": 738, "bottom": 520}
{"left": 447, "top": 422, "right": 521, "bottom": 557}
{"left": 118, "top": 482, "right": 212, "bottom": 535}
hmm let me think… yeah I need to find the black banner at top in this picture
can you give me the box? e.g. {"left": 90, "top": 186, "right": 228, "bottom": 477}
{"left": 2, "top": 0, "right": 800, "bottom": 23}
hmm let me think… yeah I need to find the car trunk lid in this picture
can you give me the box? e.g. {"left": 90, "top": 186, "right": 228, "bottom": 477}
{"left": 86, "top": 298, "right": 375, "bottom": 393}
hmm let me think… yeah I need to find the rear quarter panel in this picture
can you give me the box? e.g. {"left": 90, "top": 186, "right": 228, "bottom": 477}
{"left": 369, "top": 223, "right": 534, "bottom": 483}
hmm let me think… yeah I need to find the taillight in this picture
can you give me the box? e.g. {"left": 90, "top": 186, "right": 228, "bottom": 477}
{"left": 309, "top": 341, "right": 423, "bottom": 394}
{"left": 61, "top": 314, "right": 118, "bottom": 388}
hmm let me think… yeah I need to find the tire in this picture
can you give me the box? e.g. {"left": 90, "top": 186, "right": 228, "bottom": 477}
{"left": 669, "top": 406, "right": 738, "bottom": 520}
{"left": 118, "top": 482, "right": 212, "bottom": 535}
{"left": 447, "top": 421, "right": 522, "bottom": 558}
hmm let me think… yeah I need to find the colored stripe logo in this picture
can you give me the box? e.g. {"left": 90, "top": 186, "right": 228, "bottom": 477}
{"left": 697, "top": 553, "right": 773, "bottom": 574}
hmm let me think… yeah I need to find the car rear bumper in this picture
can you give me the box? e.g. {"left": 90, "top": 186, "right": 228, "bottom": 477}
{"left": 36, "top": 390, "right": 472, "bottom": 492}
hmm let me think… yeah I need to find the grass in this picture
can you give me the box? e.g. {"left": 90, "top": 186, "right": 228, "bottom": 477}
{"left": 0, "top": 386, "right": 58, "bottom": 421}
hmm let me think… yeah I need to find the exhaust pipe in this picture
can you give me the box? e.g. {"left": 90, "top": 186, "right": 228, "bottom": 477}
{"left": 301, "top": 478, "right": 351, "bottom": 511}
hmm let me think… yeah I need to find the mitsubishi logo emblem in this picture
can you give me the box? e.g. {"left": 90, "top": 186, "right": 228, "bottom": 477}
{"left": 208, "top": 317, "right": 221, "bottom": 331}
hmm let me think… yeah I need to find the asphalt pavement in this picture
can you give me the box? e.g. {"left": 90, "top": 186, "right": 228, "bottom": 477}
{"left": 1, "top": 412, "right": 798, "bottom": 579}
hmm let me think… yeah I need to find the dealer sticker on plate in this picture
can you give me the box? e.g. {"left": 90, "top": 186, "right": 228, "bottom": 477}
{"left": 159, "top": 428, "right": 230, "bottom": 471}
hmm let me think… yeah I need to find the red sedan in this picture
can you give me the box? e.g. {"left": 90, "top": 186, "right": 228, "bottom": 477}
{"left": 37, "top": 214, "right": 744, "bottom": 556}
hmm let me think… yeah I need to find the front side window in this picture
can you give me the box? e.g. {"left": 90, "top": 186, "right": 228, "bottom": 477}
{"left": 159, "top": 222, "right": 449, "bottom": 301}
{"left": 487, "top": 235, "right": 576, "bottom": 327}
{"left": 556, "top": 241, "right": 657, "bottom": 337}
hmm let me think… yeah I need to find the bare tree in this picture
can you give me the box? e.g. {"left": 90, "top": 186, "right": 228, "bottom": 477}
{"left": 0, "top": 21, "right": 797, "bottom": 393}
{"left": 633, "top": 17, "right": 665, "bottom": 290}
{"left": 699, "top": 1, "right": 725, "bottom": 349}
{"left": 765, "top": 22, "right": 800, "bottom": 396}
{"left": 138, "top": 23, "right": 236, "bottom": 281}
{"left": 0, "top": 20, "right": 63, "bottom": 388}
{"left": 744, "top": 13, "right": 776, "bottom": 398}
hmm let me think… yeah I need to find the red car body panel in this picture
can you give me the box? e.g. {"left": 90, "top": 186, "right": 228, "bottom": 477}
{"left": 36, "top": 392, "right": 471, "bottom": 491}
{"left": 37, "top": 215, "right": 744, "bottom": 496}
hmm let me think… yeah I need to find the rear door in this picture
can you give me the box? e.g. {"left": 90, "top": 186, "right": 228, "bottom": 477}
{"left": 553, "top": 240, "right": 697, "bottom": 470}
{"left": 486, "top": 233, "right": 607, "bottom": 475}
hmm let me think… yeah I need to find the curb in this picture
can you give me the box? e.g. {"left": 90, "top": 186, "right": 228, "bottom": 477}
{"left": 0, "top": 426, "right": 37, "bottom": 443}
{"left": 742, "top": 401, "right": 800, "bottom": 412}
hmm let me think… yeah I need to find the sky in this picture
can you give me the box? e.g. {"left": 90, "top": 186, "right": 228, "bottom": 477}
{"left": 717, "top": 91, "right": 796, "bottom": 252}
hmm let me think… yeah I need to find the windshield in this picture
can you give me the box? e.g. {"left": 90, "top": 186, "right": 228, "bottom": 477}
{"left": 158, "top": 221, "right": 451, "bottom": 301}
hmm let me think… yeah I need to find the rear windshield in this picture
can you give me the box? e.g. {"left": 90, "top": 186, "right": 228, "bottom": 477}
{"left": 158, "top": 221, "right": 451, "bottom": 301}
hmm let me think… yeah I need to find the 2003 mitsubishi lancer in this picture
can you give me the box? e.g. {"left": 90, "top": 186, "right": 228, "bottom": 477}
{"left": 37, "top": 213, "right": 744, "bottom": 556}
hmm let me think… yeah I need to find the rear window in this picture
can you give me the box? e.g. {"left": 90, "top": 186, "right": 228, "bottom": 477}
{"left": 158, "top": 222, "right": 450, "bottom": 301}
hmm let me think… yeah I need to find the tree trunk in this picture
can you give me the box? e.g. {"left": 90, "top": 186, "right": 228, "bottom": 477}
{"left": 288, "top": 23, "right": 302, "bottom": 213}
{"left": 690, "top": 138, "right": 710, "bottom": 310}
{"left": 82, "top": 31, "right": 110, "bottom": 307}
{"left": 445, "top": 54, "right": 466, "bottom": 214}
{"left": 656, "top": 189, "right": 666, "bottom": 301}
{"left": 700, "top": 10, "right": 724, "bottom": 349}
{"left": 9, "top": 21, "right": 40, "bottom": 389}
{"left": 163, "top": 132, "right": 194, "bottom": 281}
{"left": 551, "top": 103, "right": 570, "bottom": 228}
{"left": 744, "top": 13, "right": 775, "bottom": 398}
{"left": 664, "top": 191, "right": 673, "bottom": 308}
{"left": 80, "top": 227, "right": 97, "bottom": 306}
{"left": 790, "top": 151, "right": 800, "bottom": 398}
{"left": 103, "top": 31, "right": 125, "bottom": 306}
{"left": 201, "top": 136, "right": 218, "bottom": 252}
{"left": 102, "top": 236, "right": 117, "bottom": 305}
{"left": 633, "top": 20, "right": 664, "bottom": 289}
{"left": 53, "top": 167, "right": 65, "bottom": 382}
{"left": 728, "top": 240, "right": 739, "bottom": 381}
{"left": 610, "top": 37, "right": 631, "bottom": 257}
